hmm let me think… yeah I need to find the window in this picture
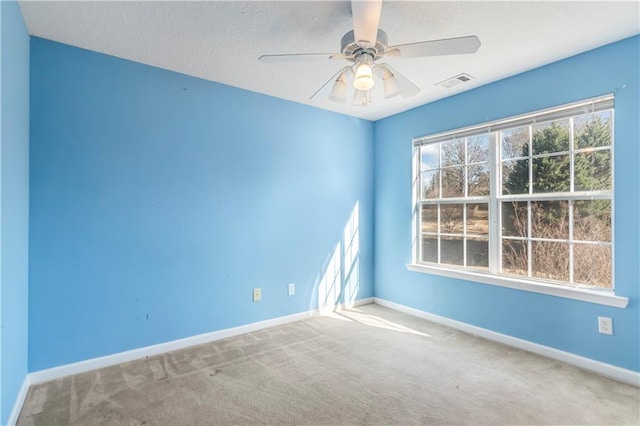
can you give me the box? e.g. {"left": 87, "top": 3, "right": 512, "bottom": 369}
{"left": 412, "top": 96, "right": 614, "bottom": 293}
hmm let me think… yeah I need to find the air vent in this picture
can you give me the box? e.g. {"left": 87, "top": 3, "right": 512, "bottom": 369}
{"left": 436, "top": 73, "right": 475, "bottom": 89}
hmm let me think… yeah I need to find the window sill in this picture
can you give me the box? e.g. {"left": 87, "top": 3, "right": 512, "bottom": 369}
{"left": 406, "top": 263, "right": 628, "bottom": 308}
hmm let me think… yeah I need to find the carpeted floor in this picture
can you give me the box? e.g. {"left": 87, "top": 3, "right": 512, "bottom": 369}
{"left": 18, "top": 304, "right": 640, "bottom": 425}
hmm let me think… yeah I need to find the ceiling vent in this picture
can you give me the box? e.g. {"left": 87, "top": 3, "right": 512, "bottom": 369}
{"left": 436, "top": 73, "right": 475, "bottom": 89}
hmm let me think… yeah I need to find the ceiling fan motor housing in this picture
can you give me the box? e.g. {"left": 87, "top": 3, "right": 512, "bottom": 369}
{"left": 340, "top": 29, "right": 388, "bottom": 61}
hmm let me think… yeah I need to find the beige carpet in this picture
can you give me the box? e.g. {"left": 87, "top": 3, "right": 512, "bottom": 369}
{"left": 18, "top": 304, "right": 640, "bottom": 425}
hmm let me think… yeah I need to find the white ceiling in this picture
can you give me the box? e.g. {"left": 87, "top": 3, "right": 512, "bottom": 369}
{"left": 18, "top": 1, "right": 640, "bottom": 121}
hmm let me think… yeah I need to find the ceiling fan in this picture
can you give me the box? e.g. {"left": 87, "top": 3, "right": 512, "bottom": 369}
{"left": 258, "top": 0, "right": 481, "bottom": 106}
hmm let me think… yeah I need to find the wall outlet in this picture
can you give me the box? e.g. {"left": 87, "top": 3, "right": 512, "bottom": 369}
{"left": 598, "top": 316, "right": 613, "bottom": 335}
{"left": 253, "top": 288, "right": 262, "bottom": 302}
{"left": 288, "top": 282, "right": 295, "bottom": 296}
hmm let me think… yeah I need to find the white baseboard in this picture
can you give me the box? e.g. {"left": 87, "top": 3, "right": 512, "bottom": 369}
{"left": 7, "top": 375, "right": 31, "bottom": 426}
{"left": 29, "top": 308, "right": 319, "bottom": 385}
{"left": 29, "top": 297, "right": 376, "bottom": 385}
{"left": 373, "top": 297, "right": 640, "bottom": 387}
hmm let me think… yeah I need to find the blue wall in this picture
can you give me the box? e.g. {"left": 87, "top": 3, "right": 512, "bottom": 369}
{"left": 0, "top": 1, "right": 30, "bottom": 423}
{"left": 374, "top": 35, "right": 640, "bottom": 372}
{"left": 29, "top": 38, "right": 374, "bottom": 371}
{"left": 25, "top": 32, "right": 640, "bottom": 376}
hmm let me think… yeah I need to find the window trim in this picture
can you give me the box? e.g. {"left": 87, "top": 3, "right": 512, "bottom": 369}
{"left": 409, "top": 95, "right": 627, "bottom": 308}
{"left": 413, "top": 96, "right": 615, "bottom": 146}
{"left": 406, "top": 263, "right": 628, "bottom": 308}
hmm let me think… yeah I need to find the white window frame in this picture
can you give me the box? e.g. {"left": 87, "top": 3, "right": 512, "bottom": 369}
{"left": 408, "top": 95, "right": 628, "bottom": 308}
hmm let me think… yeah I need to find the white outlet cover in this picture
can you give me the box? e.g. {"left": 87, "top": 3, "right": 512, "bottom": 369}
{"left": 598, "top": 316, "right": 613, "bottom": 335}
{"left": 253, "top": 288, "right": 262, "bottom": 302}
{"left": 288, "top": 283, "right": 295, "bottom": 296}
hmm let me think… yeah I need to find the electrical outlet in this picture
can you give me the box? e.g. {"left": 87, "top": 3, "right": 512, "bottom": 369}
{"left": 288, "top": 283, "right": 295, "bottom": 296}
{"left": 598, "top": 316, "right": 613, "bottom": 335}
{"left": 253, "top": 288, "right": 262, "bottom": 302}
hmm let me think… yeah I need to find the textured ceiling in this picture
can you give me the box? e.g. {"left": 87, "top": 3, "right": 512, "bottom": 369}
{"left": 19, "top": 1, "right": 640, "bottom": 121}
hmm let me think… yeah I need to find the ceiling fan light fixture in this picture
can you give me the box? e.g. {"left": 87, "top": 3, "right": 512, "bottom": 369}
{"left": 352, "top": 89, "right": 371, "bottom": 106}
{"left": 329, "top": 70, "right": 348, "bottom": 103}
{"left": 353, "top": 57, "right": 375, "bottom": 91}
{"left": 381, "top": 67, "right": 401, "bottom": 99}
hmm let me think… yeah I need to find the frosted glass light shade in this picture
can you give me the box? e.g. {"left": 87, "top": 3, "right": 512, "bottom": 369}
{"left": 353, "top": 63, "right": 375, "bottom": 90}
{"left": 382, "top": 69, "right": 400, "bottom": 99}
{"left": 329, "top": 80, "right": 347, "bottom": 103}
{"left": 352, "top": 89, "right": 370, "bottom": 106}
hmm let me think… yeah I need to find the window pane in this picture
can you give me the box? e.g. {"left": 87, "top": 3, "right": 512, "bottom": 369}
{"left": 421, "top": 144, "right": 440, "bottom": 170}
{"left": 532, "top": 120, "right": 570, "bottom": 155}
{"left": 502, "top": 202, "right": 528, "bottom": 238}
{"left": 502, "top": 126, "right": 529, "bottom": 160}
{"left": 467, "top": 163, "right": 489, "bottom": 196}
{"left": 421, "top": 204, "right": 438, "bottom": 233}
{"left": 574, "top": 112, "right": 612, "bottom": 149}
{"left": 467, "top": 238, "right": 488, "bottom": 269}
{"left": 466, "top": 203, "right": 489, "bottom": 237}
{"left": 441, "top": 139, "right": 465, "bottom": 167}
{"left": 574, "top": 150, "right": 611, "bottom": 191}
{"left": 574, "top": 200, "right": 611, "bottom": 242}
{"left": 421, "top": 236, "right": 438, "bottom": 263}
{"left": 502, "top": 159, "right": 529, "bottom": 195}
{"left": 532, "top": 241, "right": 569, "bottom": 282}
{"left": 502, "top": 239, "right": 527, "bottom": 276}
{"left": 440, "top": 204, "right": 464, "bottom": 234}
{"left": 421, "top": 171, "right": 440, "bottom": 199}
{"left": 531, "top": 201, "right": 569, "bottom": 240}
{"left": 532, "top": 155, "right": 570, "bottom": 193}
{"left": 441, "top": 167, "right": 465, "bottom": 198}
{"left": 467, "top": 135, "right": 489, "bottom": 164}
{"left": 574, "top": 244, "right": 612, "bottom": 288}
{"left": 441, "top": 237, "right": 463, "bottom": 266}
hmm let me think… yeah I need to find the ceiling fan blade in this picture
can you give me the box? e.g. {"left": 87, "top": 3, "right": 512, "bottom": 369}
{"left": 378, "top": 63, "right": 420, "bottom": 98}
{"left": 310, "top": 66, "right": 353, "bottom": 101}
{"left": 329, "top": 54, "right": 352, "bottom": 60}
{"left": 259, "top": 53, "right": 342, "bottom": 62}
{"left": 386, "top": 36, "right": 481, "bottom": 59}
{"left": 351, "top": 0, "right": 382, "bottom": 49}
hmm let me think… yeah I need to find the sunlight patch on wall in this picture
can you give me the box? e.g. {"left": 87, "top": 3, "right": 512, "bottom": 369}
{"left": 342, "top": 202, "right": 360, "bottom": 308}
{"left": 318, "top": 242, "right": 342, "bottom": 315}
{"left": 317, "top": 202, "right": 360, "bottom": 314}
